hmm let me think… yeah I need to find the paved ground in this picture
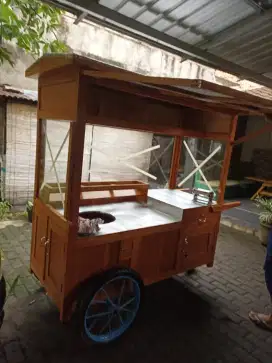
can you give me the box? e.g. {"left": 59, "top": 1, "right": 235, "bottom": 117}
{"left": 0, "top": 221, "right": 271, "bottom": 363}
{"left": 222, "top": 199, "right": 260, "bottom": 237}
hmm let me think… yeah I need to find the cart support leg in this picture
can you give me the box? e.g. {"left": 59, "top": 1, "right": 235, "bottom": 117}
{"left": 169, "top": 136, "right": 182, "bottom": 189}
{"left": 217, "top": 116, "right": 238, "bottom": 204}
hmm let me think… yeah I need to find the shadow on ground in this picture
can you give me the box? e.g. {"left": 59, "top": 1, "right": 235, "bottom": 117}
{"left": 2, "top": 278, "right": 236, "bottom": 363}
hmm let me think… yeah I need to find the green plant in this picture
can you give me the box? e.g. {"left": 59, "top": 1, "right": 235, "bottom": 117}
{"left": 255, "top": 197, "right": 272, "bottom": 226}
{"left": 26, "top": 201, "right": 33, "bottom": 212}
{"left": 0, "top": 0, "right": 68, "bottom": 66}
{"left": 0, "top": 200, "right": 11, "bottom": 220}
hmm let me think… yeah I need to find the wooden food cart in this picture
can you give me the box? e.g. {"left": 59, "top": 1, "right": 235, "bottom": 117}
{"left": 26, "top": 54, "right": 272, "bottom": 344}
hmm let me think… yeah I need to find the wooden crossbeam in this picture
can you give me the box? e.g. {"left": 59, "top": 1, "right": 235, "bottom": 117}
{"left": 233, "top": 123, "right": 272, "bottom": 146}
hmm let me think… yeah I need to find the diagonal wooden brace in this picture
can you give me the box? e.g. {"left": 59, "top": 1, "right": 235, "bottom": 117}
{"left": 183, "top": 141, "right": 214, "bottom": 193}
{"left": 178, "top": 145, "right": 221, "bottom": 187}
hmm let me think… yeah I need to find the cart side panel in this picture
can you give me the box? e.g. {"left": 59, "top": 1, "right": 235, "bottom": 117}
{"left": 44, "top": 212, "right": 69, "bottom": 307}
{"left": 178, "top": 207, "right": 221, "bottom": 271}
{"left": 38, "top": 81, "right": 79, "bottom": 121}
{"left": 37, "top": 65, "right": 80, "bottom": 121}
{"left": 31, "top": 199, "right": 48, "bottom": 281}
{"left": 86, "top": 86, "right": 233, "bottom": 140}
{"left": 64, "top": 241, "right": 121, "bottom": 295}
{"left": 63, "top": 228, "right": 180, "bottom": 296}
{"left": 130, "top": 229, "right": 181, "bottom": 283}
{"left": 96, "top": 88, "right": 183, "bottom": 129}
{"left": 183, "top": 108, "right": 232, "bottom": 135}
{"left": 31, "top": 199, "right": 69, "bottom": 310}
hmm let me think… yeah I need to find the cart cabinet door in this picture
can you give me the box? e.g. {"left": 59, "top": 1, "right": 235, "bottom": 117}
{"left": 44, "top": 216, "right": 69, "bottom": 305}
{"left": 131, "top": 229, "right": 180, "bottom": 283}
{"left": 31, "top": 200, "right": 48, "bottom": 281}
{"left": 181, "top": 232, "right": 212, "bottom": 270}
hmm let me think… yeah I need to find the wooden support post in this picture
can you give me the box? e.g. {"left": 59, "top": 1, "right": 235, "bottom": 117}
{"left": 34, "top": 118, "right": 46, "bottom": 199}
{"left": 169, "top": 136, "right": 182, "bottom": 189}
{"left": 65, "top": 76, "right": 87, "bottom": 223}
{"left": 217, "top": 116, "right": 238, "bottom": 204}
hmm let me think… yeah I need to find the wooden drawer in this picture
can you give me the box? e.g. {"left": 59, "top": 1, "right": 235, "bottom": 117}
{"left": 182, "top": 207, "right": 219, "bottom": 235}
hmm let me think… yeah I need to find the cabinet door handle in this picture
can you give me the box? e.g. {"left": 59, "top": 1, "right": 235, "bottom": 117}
{"left": 41, "top": 236, "right": 46, "bottom": 246}
{"left": 198, "top": 217, "right": 207, "bottom": 224}
{"left": 45, "top": 239, "right": 50, "bottom": 256}
{"left": 185, "top": 237, "right": 188, "bottom": 244}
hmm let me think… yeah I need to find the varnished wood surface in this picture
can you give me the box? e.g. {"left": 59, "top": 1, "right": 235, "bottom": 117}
{"left": 32, "top": 194, "right": 220, "bottom": 322}
{"left": 168, "top": 136, "right": 182, "bottom": 189}
{"left": 27, "top": 53, "right": 267, "bottom": 323}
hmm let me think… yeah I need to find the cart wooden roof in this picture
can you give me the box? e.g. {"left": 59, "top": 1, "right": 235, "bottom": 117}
{"left": 26, "top": 53, "right": 272, "bottom": 117}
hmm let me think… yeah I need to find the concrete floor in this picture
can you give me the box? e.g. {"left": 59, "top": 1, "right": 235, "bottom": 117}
{"left": 0, "top": 221, "right": 271, "bottom": 363}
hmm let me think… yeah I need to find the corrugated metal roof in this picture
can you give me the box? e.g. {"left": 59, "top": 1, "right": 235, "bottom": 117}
{"left": 98, "top": 0, "right": 272, "bottom": 77}
{"left": 101, "top": 0, "right": 255, "bottom": 44}
{"left": 47, "top": 0, "right": 272, "bottom": 87}
{"left": 0, "top": 85, "right": 37, "bottom": 103}
{"left": 200, "top": 9, "right": 272, "bottom": 75}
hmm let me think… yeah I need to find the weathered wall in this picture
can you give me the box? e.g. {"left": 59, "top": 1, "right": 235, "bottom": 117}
{"left": 241, "top": 116, "right": 272, "bottom": 162}
{"left": 0, "top": 14, "right": 215, "bottom": 91}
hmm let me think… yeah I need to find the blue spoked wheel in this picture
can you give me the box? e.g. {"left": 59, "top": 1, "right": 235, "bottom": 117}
{"left": 81, "top": 270, "right": 142, "bottom": 344}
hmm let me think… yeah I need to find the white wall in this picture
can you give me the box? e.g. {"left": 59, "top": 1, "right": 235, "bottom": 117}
{"left": 89, "top": 126, "right": 153, "bottom": 182}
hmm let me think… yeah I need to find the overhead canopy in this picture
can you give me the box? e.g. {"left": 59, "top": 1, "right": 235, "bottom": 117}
{"left": 26, "top": 53, "right": 272, "bottom": 116}
{"left": 44, "top": 0, "right": 272, "bottom": 88}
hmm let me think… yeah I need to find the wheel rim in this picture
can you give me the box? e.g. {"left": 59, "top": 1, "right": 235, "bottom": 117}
{"left": 84, "top": 275, "right": 141, "bottom": 343}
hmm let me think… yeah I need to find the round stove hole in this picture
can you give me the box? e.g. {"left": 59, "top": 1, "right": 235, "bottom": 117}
{"left": 79, "top": 211, "right": 115, "bottom": 224}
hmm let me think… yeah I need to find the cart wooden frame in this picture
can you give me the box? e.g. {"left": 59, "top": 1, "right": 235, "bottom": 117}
{"left": 25, "top": 54, "right": 272, "bottom": 342}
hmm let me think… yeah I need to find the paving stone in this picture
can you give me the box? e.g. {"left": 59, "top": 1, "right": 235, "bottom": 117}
{"left": 252, "top": 350, "right": 271, "bottom": 363}
{"left": 4, "top": 341, "right": 25, "bottom": 363}
{"left": 1, "top": 223, "right": 272, "bottom": 362}
{"left": 13, "top": 285, "right": 28, "bottom": 299}
{"left": 232, "top": 347, "right": 260, "bottom": 363}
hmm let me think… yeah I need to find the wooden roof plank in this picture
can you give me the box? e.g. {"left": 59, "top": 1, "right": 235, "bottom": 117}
{"left": 92, "top": 78, "right": 237, "bottom": 116}
{"left": 25, "top": 53, "right": 272, "bottom": 116}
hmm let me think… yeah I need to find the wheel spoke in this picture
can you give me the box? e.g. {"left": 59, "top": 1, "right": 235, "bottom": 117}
{"left": 84, "top": 276, "right": 140, "bottom": 342}
{"left": 86, "top": 311, "right": 111, "bottom": 319}
{"left": 119, "top": 307, "right": 133, "bottom": 313}
{"left": 90, "top": 300, "right": 107, "bottom": 305}
{"left": 101, "top": 288, "right": 115, "bottom": 307}
{"left": 88, "top": 318, "right": 98, "bottom": 331}
{"left": 99, "top": 313, "right": 114, "bottom": 334}
{"left": 117, "top": 311, "right": 124, "bottom": 326}
{"left": 118, "top": 280, "right": 126, "bottom": 305}
{"left": 120, "top": 296, "right": 136, "bottom": 309}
